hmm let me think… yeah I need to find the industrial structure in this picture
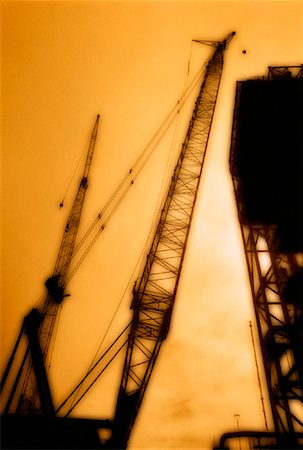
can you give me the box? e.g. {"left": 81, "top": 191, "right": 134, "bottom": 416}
{"left": 215, "top": 65, "right": 303, "bottom": 449}
{"left": 1, "top": 33, "right": 303, "bottom": 450}
{"left": 1, "top": 115, "right": 100, "bottom": 417}
{"left": 1, "top": 32, "right": 236, "bottom": 448}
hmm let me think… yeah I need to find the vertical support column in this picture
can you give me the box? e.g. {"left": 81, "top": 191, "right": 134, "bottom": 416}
{"left": 232, "top": 175, "right": 303, "bottom": 449}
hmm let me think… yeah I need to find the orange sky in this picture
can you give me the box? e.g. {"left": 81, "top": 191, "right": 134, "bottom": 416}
{"left": 2, "top": 1, "right": 303, "bottom": 449}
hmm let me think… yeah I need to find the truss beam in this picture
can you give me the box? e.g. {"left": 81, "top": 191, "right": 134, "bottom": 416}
{"left": 110, "top": 32, "right": 235, "bottom": 449}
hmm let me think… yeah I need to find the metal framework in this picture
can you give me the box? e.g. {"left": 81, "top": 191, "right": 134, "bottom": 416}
{"left": 110, "top": 32, "right": 236, "bottom": 449}
{"left": 268, "top": 65, "right": 303, "bottom": 79}
{"left": 1, "top": 115, "right": 100, "bottom": 415}
{"left": 234, "top": 221, "right": 303, "bottom": 448}
{"left": 228, "top": 67, "right": 303, "bottom": 449}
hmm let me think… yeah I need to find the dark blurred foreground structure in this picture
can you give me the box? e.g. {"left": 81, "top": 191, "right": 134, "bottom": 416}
{"left": 1, "top": 32, "right": 302, "bottom": 448}
{"left": 215, "top": 66, "right": 303, "bottom": 449}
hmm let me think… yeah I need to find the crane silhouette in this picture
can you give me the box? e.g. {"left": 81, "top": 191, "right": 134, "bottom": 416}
{"left": 1, "top": 33, "right": 237, "bottom": 449}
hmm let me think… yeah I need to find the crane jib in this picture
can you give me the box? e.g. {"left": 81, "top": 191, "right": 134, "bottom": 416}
{"left": 1, "top": 115, "right": 100, "bottom": 415}
{"left": 110, "top": 32, "right": 235, "bottom": 449}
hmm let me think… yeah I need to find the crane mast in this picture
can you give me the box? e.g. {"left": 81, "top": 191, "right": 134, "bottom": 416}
{"left": 2, "top": 115, "right": 100, "bottom": 415}
{"left": 110, "top": 32, "right": 235, "bottom": 449}
{"left": 39, "top": 114, "right": 100, "bottom": 377}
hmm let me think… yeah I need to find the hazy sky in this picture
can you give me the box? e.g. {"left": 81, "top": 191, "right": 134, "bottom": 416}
{"left": 2, "top": 1, "right": 303, "bottom": 449}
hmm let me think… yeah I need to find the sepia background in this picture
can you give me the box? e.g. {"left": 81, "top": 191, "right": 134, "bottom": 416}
{"left": 2, "top": 1, "right": 303, "bottom": 448}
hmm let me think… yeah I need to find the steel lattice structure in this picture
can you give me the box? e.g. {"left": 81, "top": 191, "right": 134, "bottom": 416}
{"left": 232, "top": 207, "right": 303, "bottom": 448}
{"left": 228, "top": 66, "right": 303, "bottom": 450}
{"left": 110, "top": 32, "right": 236, "bottom": 449}
{"left": 2, "top": 115, "right": 100, "bottom": 415}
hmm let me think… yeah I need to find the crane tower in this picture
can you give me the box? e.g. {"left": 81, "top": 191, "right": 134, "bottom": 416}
{"left": 1, "top": 115, "right": 100, "bottom": 415}
{"left": 1, "top": 32, "right": 235, "bottom": 449}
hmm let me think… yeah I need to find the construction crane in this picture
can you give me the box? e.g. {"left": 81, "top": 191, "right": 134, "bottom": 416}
{"left": 1, "top": 115, "right": 100, "bottom": 415}
{"left": 109, "top": 31, "right": 236, "bottom": 449}
{"left": 1, "top": 31, "right": 235, "bottom": 449}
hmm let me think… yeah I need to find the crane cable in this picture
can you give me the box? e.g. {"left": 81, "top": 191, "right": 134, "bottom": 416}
{"left": 63, "top": 61, "right": 206, "bottom": 286}
{"left": 60, "top": 115, "right": 188, "bottom": 414}
{"left": 65, "top": 133, "right": 179, "bottom": 410}
{"left": 36, "top": 47, "right": 205, "bottom": 388}
{"left": 134, "top": 41, "right": 198, "bottom": 283}
{"left": 36, "top": 74, "right": 196, "bottom": 305}
{"left": 70, "top": 62, "right": 204, "bottom": 263}
{"left": 55, "top": 321, "right": 131, "bottom": 415}
{"left": 34, "top": 46, "right": 202, "bottom": 316}
{"left": 58, "top": 46, "right": 201, "bottom": 412}
{"left": 65, "top": 339, "right": 127, "bottom": 417}
{"left": 46, "top": 303, "right": 63, "bottom": 373}
{"left": 30, "top": 50, "right": 206, "bottom": 401}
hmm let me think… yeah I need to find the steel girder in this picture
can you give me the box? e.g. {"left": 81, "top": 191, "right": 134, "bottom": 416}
{"left": 110, "top": 33, "right": 236, "bottom": 449}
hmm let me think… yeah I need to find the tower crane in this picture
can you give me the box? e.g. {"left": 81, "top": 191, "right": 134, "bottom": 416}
{"left": 1, "top": 115, "right": 100, "bottom": 415}
{"left": 1, "top": 31, "right": 235, "bottom": 449}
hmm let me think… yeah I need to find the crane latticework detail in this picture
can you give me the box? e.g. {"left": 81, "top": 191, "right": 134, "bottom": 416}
{"left": 110, "top": 32, "right": 235, "bottom": 449}
{"left": 229, "top": 67, "right": 303, "bottom": 449}
{"left": 232, "top": 209, "right": 303, "bottom": 449}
